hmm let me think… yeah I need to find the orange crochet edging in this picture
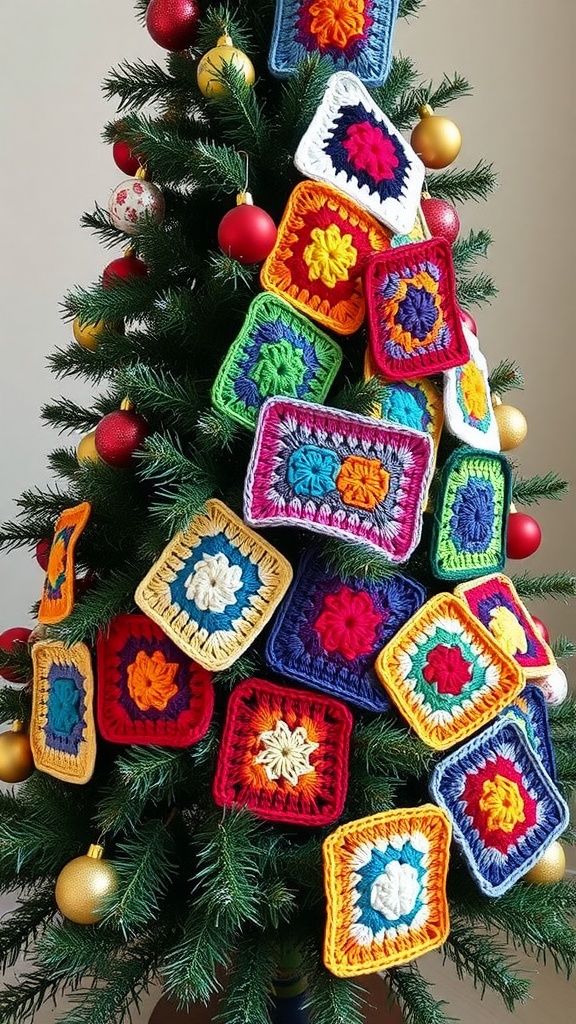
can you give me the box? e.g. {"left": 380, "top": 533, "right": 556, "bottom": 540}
{"left": 375, "top": 593, "right": 524, "bottom": 750}
{"left": 38, "top": 502, "right": 91, "bottom": 625}
{"left": 323, "top": 805, "right": 451, "bottom": 977}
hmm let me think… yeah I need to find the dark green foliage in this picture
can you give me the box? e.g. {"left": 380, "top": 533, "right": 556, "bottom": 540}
{"left": 512, "top": 571, "right": 576, "bottom": 602}
{"left": 513, "top": 471, "right": 569, "bottom": 505}
{"left": 443, "top": 923, "right": 531, "bottom": 1010}
{"left": 451, "top": 229, "right": 492, "bottom": 273}
{"left": 551, "top": 636, "right": 576, "bottom": 659}
{"left": 428, "top": 161, "right": 498, "bottom": 203}
{"left": 456, "top": 271, "right": 498, "bottom": 309}
{"left": 489, "top": 358, "right": 525, "bottom": 394}
{"left": 387, "top": 965, "right": 450, "bottom": 1024}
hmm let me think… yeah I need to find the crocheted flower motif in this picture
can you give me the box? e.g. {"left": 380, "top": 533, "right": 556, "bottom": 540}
{"left": 461, "top": 754, "right": 537, "bottom": 854}
{"left": 390, "top": 272, "right": 443, "bottom": 353}
{"left": 307, "top": 0, "right": 367, "bottom": 50}
{"left": 342, "top": 121, "right": 399, "bottom": 181}
{"left": 422, "top": 644, "right": 472, "bottom": 696}
{"left": 287, "top": 444, "right": 340, "bottom": 498}
{"left": 255, "top": 718, "right": 319, "bottom": 786}
{"left": 126, "top": 650, "right": 179, "bottom": 712}
{"left": 47, "top": 533, "right": 67, "bottom": 591}
{"left": 459, "top": 361, "right": 488, "bottom": 422}
{"left": 451, "top": 476, "right": 495, "bottom": 553}
{"left": 382, "top": 383, "right": 432, "bottom": 433}
{"left": 303, "top": 224, "right": 358, "bottom": 287}
{"left": 478, "top": 774, "right": 526, "bottom": 834}
{"left": 48, "top": 677, "right": 82, "bottom": 735}
{"left": 184, "top": 552, "right": 243, "bottom": 613}
{"left": 370, "top": 859, "right": 421, "bottom": 920}
{"left": 250, "top": 339, "right": 307, "bottom": 398}
{"left": 336, "top": 455, "right": 390, "bottom": 510}
{"left": 489, "top": 605, "right": 528, "bottom": 657}
{"left": 314, "top": 585, "right": 382, "bottom": 660}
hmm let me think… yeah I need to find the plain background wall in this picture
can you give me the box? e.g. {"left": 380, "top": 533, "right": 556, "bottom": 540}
{"left": 0, "top": 2, "right": 575, "bottom": 1022}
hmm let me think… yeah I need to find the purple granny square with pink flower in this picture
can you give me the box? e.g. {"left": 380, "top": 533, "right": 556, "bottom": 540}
{"left": 266, "top": 549, "right": 426, "bottom": 711}
{"left": 244, "top": 397, "right": 434, "bottom": 561}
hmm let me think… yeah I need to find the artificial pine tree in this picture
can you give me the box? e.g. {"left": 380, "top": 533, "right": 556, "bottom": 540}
{"left": 0, "top": 3, "right": 575, "bottom": 1024}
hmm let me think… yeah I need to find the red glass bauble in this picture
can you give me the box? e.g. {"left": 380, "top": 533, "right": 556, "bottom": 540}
{"left": 94, "top": 410, "right": 150, "bottom": 468}
{"left": 35, "top": 539, "right": 51, "bottom": 571}
{"left": 218, "top": 203, "right": 278, "bottom": 265}
{"left": 459, "top": 307, "right": 478, "bottom": 336}
{"left": 112, "top": 141, "right": 141, "bottom": 177}
{"left": 506, "top": 512, "right": 542, "bottom": 560}
{"left": 146, "top": 0, "right": 200, "bottom": 51}
{"left": 0, "top": 627, "right": 32, "bottom": 683}
{"left": 531, "top": 616, "right": 550, "bottom": 644}
{"left": 421, "top": 197, "right": 460, "bottom": 245}
{"left": 102, "top": 255, "right": 148, "bottom": 288}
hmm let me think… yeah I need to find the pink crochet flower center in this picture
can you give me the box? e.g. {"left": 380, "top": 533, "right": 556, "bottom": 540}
{"left": 313, "top": 585, "right": 382, "bottom": 660}
{"left": 342, "top": 122, "right": 399, "bottom": 182}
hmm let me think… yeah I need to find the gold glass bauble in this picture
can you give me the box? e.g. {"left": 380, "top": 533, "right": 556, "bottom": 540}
{"left": 493, "top": 402, "right": 528, "bottom": 451}
{"left": 73, "top": 317, "right": 106, "bottom": 352}
{"left": 0, "top": 721, "right": 34, "bottom": 783}
{"left": 55, "top": 844, "right": 118, "bottom": 925}
{"left": 523, "top": 841, "right": 566, "bottom": 885}
{"left": 76, "top": 430, "right": 100, "bottom": 465}
{"left": 197, "top": 33, "right": 255, "bottom": 98}
{"left": 410, "top": 104, "right": 462, "bottom": 169}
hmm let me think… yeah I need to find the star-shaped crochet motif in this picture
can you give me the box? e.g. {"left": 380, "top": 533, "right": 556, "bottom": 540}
{"left": 255, "top": 718, "right": 319, "bottom": 786}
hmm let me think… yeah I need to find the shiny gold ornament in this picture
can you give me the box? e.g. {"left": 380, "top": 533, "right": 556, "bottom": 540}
{"left": 72, "top": 317, "right": 106, "bottom": 352}
{"left": 0, "top": 721, "right": 34, "bottom": 783}
{"left": 493, "top": 402, "right": 528, "bottom": 451}
{"left": 523, "top": 840, "right": 566, "bottom": 884}
{"left": 197, "top": 34, "right": 255, "bottom": 98}
{"left": 76, "top": 430, "right": 100, "bottom": 465}
{"left": 55, "top": 844, "right": 118, "bottom": 925}
{"left": 411, "top": 104, "right": 462, "bottom": 169}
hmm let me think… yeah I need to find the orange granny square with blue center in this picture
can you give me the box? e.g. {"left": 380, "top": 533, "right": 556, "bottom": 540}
{"left": 38, "top": 502, "right": 91, "bottom": 625}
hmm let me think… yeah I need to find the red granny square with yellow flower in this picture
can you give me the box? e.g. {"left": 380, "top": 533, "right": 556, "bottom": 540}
{"left": 38, "top": 502, "right": 91, "bottom": 625}
{"left": 212, "top": 677, "right": 353, "bottom": 826}
{"left": 261, "top": 181, "right": 391, "bottom": 336}
{"left": 364, "top": 238, "right": 469, "bottom": 380}
{"left": 96, "top": 614, "right": 214, "bottom": 747}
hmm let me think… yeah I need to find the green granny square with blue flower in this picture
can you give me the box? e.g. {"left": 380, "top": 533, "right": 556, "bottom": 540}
{"left": 212, "top": 293, "right": 343, "bottom": 430}
{"left": 431, "top": 448, "right": 512, "bottom": 581}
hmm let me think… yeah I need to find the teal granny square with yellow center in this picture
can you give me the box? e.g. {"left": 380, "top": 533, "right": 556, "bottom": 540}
{"left": 212, "top": 293, "right": 343, "bottom": 430}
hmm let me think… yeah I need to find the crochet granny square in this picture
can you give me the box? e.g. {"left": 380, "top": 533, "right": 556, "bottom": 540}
{"left": 454, "top": 573, "right": 556, "bottom": 679}
{"left": 429, "top": 718, "right": 569, "bottom": 897}
{"left": 266, "top": 548, "right": 426, "bottom": 711}
{"left": 244, "top": 397, "right": 434, "bottom": 561}
{"left": 502, "top": 685, "right": 557, "bottom": 781}
{"left": 294, "top": 72, "right": 424, "bottom": 235}
{"left": 134, "top": 500, "right": 293, "bottom": 672}
{"left": 375, "top": 593, "right": 524, "bottom": 750}
{"left": 38, "top": 502, "right": 91, "bottom": 624}
{"left": 30, "top": 640, "right": 96, "bottom": 784}
{"left": 364, "top": 239, "right": 469, "bottom": 380}
{"left": 96, "top": 614, "right": 214, "bottom": 747}
{"left": 364, "top": 349, "right": 444, "bottom": 452}
{"left": 211, "top": 292, "right": 343, "bottom": 431}
{"left": 323, "top": 805, "right": 451, "bottom": 977}
{"left": 430, "top": 448, "right": 512, "bottom": 581}
{"left": 268, "top": 0, "right": 400, "bottom": 87}
{"left": 260, "top": 180, "right": 391, "bottom": 336}
{"left": 213, "top": 677, "right": 353, "bottom": 826}
{"left": 443, "top": 327, "right": 500, "bottom": 451}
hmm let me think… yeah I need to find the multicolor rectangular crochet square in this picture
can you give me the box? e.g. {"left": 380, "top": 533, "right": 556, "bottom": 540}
{"left": 30, "top": 640, "right": 96, "bottom": 784}
{"left": 268, "top": 0, "right": 400, "bottom": 87}
{"left": 375, "top": 593, "right": 524, "bottom": 750}
{"left": 322, "top": 805, "right": 451, "bottom": 977}
{"left": 134, "top": 500, "right": 293, "bottom": 672}
{"left": 260, "top": 180, "right": 391, "bottom": 336}
{"left": 212, "top": 677, "right": 353, "bottom": 826}
{"left": 266, "top": 549, "right": 426, "bottom": 711}
{"left": 443, "top": 327, "right": 500, "bottom": 451}
{"left": 502, "top": 685, "right": 557, "bottom": 781}
{"left": 429, "top": 718, "right": 569, "bottom": 896}
{"left": 364, "top": 349, "right": 444, "bottom": 452}
{"left": 430, "top": 448, "right": 512, "bottom": 581}
{"left": 211, "top": 292, "right": 343, "bottom": 431}
{"left": 454, "top": 573, "right": 556, "bottom": 679}
{"left": 244, "top": 397, "right": 434, "bottom": 561}
{"left": 96, "top": 614, "right": 214, "bottom": 747}
{"left": 294, "top": 72, "right": 424, "bottom": 235}
{"left": 364, "top": 239, "right": 469, "bottom": 380}
{"left": 38, "top": 502, "right": 91, "bottom": 624}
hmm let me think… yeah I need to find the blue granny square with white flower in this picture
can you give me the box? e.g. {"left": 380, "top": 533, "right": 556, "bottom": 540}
{"left": 212, "top": 293, "right": 343, "bottom": 430}
{"left": 135, "top": 500, "right": 293, "bottom": 672}
{"left": 501, "top": 685, "right": 557, "bottom": 781}
{"left": 266, "top": 549, "right": 426, "bottom": 711}
{"left": 430, "top": 447, "right": 512, "bottom": 581}
{"left": 269, "top": 0, "right": 400, "bottom": 87}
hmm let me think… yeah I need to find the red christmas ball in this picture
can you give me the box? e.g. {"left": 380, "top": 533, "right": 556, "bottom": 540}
{"left": 94, "top": 410, "right": 149, "bottom": 468}
{"left": 35, "top": 539, "right": 51, "bottom": 571}
{"left": 0, "top": 628, "right": 32, "bottom": 683}
{"left": 459, "top": 307, "right": 478, "bottom": 337}
{"left": 421, "top": 196, "right": 460, "bottom": 245}
{"left": 102, "top": 255, "right": 148, "bottom": 288}
{"left": 218, "top": 202, "right": 277, "bottom": 265}
{"left": 146, "top": 0, "right": 200, "bottom": 51}
{"left": 112, "top": 141, "right": 141, "bottom": 177}
{"left": 506, "top": 512, "right": 542, "bottom": 560}
{"left": 531, "top": 616, "right": 550, "bottom": 644}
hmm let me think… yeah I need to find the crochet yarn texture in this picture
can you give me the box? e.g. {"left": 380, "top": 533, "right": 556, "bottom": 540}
{"left": 30, "top": 640, "right": 96, "bottom": 785}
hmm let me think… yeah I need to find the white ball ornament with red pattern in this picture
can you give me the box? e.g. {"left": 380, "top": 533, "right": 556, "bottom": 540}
{"left": 108, "top": 179, "right": 165, "bottom": 236}
{"left": 534, "top": 666, "right": 568, "bottom": 706}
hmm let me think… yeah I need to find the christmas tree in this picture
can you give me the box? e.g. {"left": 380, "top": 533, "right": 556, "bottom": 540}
{"left": 0, "top": 2, "right": 574, "bottom": 1023}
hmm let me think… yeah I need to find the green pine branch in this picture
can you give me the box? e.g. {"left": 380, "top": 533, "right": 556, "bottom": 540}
{"left": 63, "top": 277, "right": 163, "bottom": 328}
{"left": 103, "top": 820, "right": 177, "bottom": 936}
{"left": 49, "top": 569, "right": 145, "bottom": 647}
{"left": 205, "top": 62, "right": 274, "bottom": 159}
{"left": 196, "top": 5, "right": 255, "bottom": 55}
{"left": 551, "top": 636, "right": 576, "bottom": 659}
{"left": 443, "top": 922, "right": 531, "bottom": 1010}
{"left": 41, "top": 397, "right": 105, "bottom": 435}
{"left": 103, "top": 58, "right": 197, "bottom": 113}
{"left": 512, "top": 572, "right": 576, "bottom": 602}
{"left": 0, "top": 686, "right": 32, "bottom": 724}
{"left": 322, "top": 538, "right": 395, "bottom": 583}
{"left": 389, "top": 73, "right": 472, "bottom": 131}
{"left": 217, "top": 930, "right": 277, "bottom": 1024}
{"left": 331, "top": 376, "right": 384, "bottom": 418}
{"left": 372, "top": 55, "right": 419, "bottom": 117}
{"left": 352, "top": 718, "right": 437, "bottom": 779}
{"left": 0, "top": 970, "right": 70, "bottom": 1024}
{"left": 399, "top": 0, "right": 425, "bottom": 16}
{"left": 489, "top": 359, "right": 525, "bottom": 394}
{"left": 513, "top": 472, "right": 569, "bottom": 506}
{"left": 428, "top": 161, "right": 498, "bottom": 203}
{"left": 302, "top": 951, "right": 366, "bottom": 1024}
{"left": 387, "top": 964, "right": 450, "bottom": 1024}
{"left": 0, "top": 635, "right": 33, "bottom": 686}
{"left": 81, "top": 205, "right": 128, "bottom": 249}
{"left": 456, "top": 272, "right": 498, "bottom": 308}
{"left": 451, "top": 229, "right": 493, "bottom": 274}
{"left": 0, "top": 884, "right": 55, "bottom": 973}
{"left": 277, "top": 55, "right": 334, "bottom": 151}
{"left": 103, "top": 112, "right": 207, "bottom": 186}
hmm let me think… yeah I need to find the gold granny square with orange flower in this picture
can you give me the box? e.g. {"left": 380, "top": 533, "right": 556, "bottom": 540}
{"left": 30, "top": 640, "right": 96, "bottom": 784}
{"left": 323, "top": 805, "right": 451, "bottom": 977}
{"left": 38, "top": 502, "right": 91, "bottom": 624}
{"left": 261, "top": 181, "right": 391, "bottom": 336}
{"left": 375, "top": 593, "right": 524, "bottom": 750}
